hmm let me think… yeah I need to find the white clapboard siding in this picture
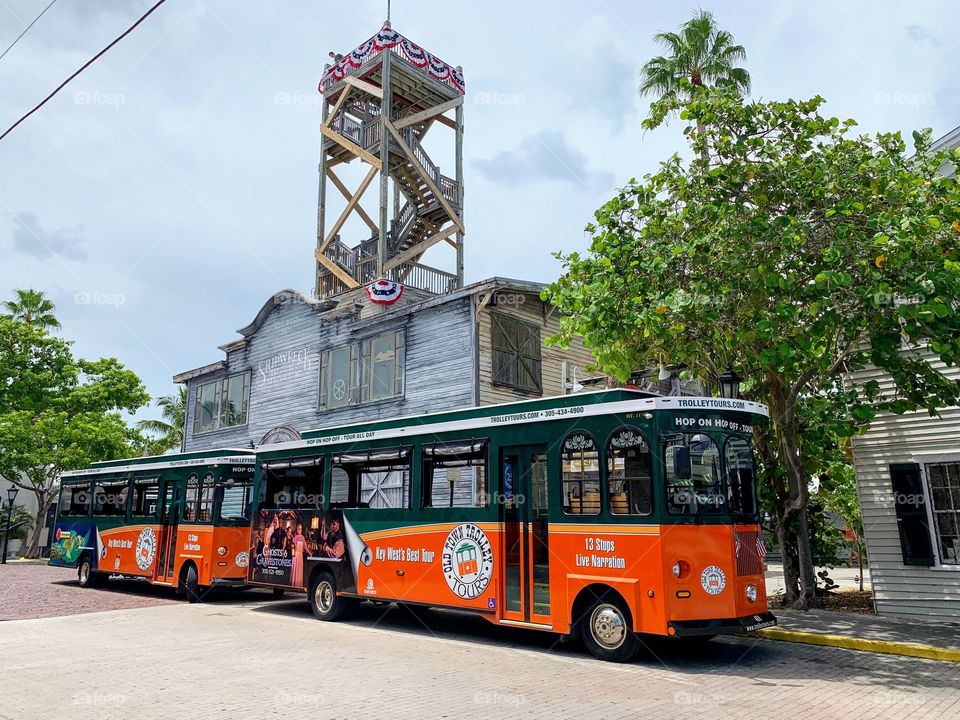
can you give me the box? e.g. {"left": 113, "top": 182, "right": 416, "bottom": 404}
{"left": 849, "top": 347, "right": 960, "bottom": 620}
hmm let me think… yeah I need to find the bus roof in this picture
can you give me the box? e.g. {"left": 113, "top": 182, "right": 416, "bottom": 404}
{"left": 259, "top": 389, "right": 768, "bottom": 454}
{"left": 60, "top": 448, "right": 255, "bottom": 479}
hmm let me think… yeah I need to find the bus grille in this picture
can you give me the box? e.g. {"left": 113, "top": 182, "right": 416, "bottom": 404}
{"left": 734, "top": 530, "right": 765, "bottom": 576}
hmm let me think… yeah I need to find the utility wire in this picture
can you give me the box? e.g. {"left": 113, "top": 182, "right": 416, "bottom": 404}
{"left": 0, "top": 0, "right": 58, "bottom": 62}
{"left": 0, "top": 0, "right": 168, "bottom": 143}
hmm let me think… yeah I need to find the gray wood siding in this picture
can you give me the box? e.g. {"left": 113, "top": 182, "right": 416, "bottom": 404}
{"left": 477, "top": 297, "right": 597, "bottom": 405}
{"left": 849, "top": 351, "right": 960, "bottom": 621}
{"left": 183, "top": 295, "right": 476, "bottom": 452}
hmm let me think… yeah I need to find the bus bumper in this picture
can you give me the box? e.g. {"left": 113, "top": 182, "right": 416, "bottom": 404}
{"left": 667, "top": 612, "right": 777, "bottom": 637}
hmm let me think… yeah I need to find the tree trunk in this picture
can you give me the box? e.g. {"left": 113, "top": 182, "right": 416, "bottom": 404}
{"left": 775, "top": 514, "right": 801, "bottom": 606}
{"left": 24, "top": 491, "right": 50, "bottom": 559}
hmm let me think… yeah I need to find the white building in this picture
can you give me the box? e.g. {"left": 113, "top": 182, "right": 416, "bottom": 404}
{"left": 849, "top": 126, "right": 960, "bottom": 621}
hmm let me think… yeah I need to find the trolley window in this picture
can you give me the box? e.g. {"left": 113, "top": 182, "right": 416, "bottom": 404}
{"left": 93, "top": 479, "right": 129, "bottom": 516}
{"left": 562, "top": 432, "right": 600, "bottom": 515}
{"left": 423, "top": 441, "right": 488, "bottom": 508}
{"left": 332, "top": 447, "right": 411, "bottom": 509}
{"left": 607, "top": 428, "right": 653, "bottom": 516}
{"left": 59, "top": 482, "right": 91, "bottom": 517}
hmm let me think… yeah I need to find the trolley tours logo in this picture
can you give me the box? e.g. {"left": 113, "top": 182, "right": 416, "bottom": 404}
{"left": 700, "top": 565, "right": 727, "bottom": 595}
{"left": 442, "top": 523, "right": 493, "bottom": 599}
{"left": 235, "top": 551, "right": 249, "bottom": 569}
{"left": 135, "top": 527, "right": 157, "bottom": 571}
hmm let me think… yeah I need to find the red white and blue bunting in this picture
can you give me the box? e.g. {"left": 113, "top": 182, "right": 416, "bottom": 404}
{"left": 320, "top": 24, "right": 465, "bottom": 94}
{"left": 366, "top": 279, "right": 404, "bottom": 305}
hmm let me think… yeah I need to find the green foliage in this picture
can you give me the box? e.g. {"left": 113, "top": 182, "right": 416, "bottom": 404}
{"left": 639, "top": 10, "right": 750, "bottom": 116}
{"left": 2, "top": 288, "right": 61, "bottom": 330}
{"left": 136, "top": 387, "right": 187, "bottom": 455}
{"left": 0, "top": 314, "right": 150, "bottom": 556}
{"left": 544, "top": 87, "right": 960, "bottom": 606}
{"left": 4, "top": 504, "right": 34, "bottom": 541}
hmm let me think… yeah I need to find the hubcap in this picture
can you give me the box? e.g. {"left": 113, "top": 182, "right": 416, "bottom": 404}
{"left": 315, "top": 581, "right": 334, "bottom": 613}
{"left": 590, "top": 604, "right": 627, "bottom": 649}
{"left": 79, "top": 563, "right": 89, "bottom": 584}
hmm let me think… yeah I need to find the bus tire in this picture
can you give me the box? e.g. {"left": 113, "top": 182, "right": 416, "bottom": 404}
{"left": 77, "top": 556, "right": 104, "bottom": 588}
{"left": 579, "top": 593, "right": 641, "bottom": 663}
{"left": 309, "top": 571, "right": 355, "bottom": 622}
{"left": 180, "top": 564, "right": 203, "bottom": 604}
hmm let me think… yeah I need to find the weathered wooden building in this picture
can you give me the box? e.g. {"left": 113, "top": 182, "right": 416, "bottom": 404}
{"left": 173, "top": 23, "right": 600, "bottom": 452}
{"left": 175, "top": 279, "right": 597, "bottom": 452}
{"left": 849, "top": 125, "right": 960, "bottom": 621}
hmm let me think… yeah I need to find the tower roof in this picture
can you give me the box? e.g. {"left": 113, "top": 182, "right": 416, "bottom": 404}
{"left": 319, "top": 23, "right": 465, "bottom": 96}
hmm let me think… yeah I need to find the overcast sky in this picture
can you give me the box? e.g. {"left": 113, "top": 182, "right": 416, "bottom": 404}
{"left": 1, "top": 0, "right": 958, "bottom": 424}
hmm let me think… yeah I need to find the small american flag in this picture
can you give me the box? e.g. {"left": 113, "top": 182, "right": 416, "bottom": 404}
{"left": 735, "top": 534, "right": 742, "bottom": 557}
{"left": 756, "top": 535, "right": 767, "bottom": 558}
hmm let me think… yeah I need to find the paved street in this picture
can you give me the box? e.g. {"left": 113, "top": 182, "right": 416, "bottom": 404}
{"left": 1, "top": 572, "right": 957, "bottom": 720}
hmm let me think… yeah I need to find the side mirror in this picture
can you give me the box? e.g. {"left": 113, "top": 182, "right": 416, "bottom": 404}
{"left": 672, "top": 446, "right": 692, "bottom": 480}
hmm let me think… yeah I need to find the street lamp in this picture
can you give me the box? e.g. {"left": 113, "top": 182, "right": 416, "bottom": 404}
{"left": 718, "top": 365, "right": 742, "bottom": 400}
{"left": 2, "top": 486, "right": 18, "bottom": 564}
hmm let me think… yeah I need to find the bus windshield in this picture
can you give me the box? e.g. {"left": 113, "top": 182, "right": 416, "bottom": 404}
{"left": 663, "top": 432, "right": 757, "bottom": 520}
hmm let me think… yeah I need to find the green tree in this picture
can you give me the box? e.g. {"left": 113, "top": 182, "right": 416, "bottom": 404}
{"left": 137, "top": 387, "right": 187, "bottom": 455}
{"left": 639, "top": 10, "right": 750, "bottom": 127}
{"left": 544, "top": 88, "right": 960, "bottom": 608}
{"left": 818, "top": 456, "right": 866, "bottom": 591}
{"left": 2, "top": 288, "right": 61, "bottom": 330}
{"left": 0, "top": 317, "right": 149, "bottom": 557}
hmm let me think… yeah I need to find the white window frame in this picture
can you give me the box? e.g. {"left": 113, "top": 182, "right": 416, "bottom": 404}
{"left": 192, "top": 372, "right": 251, "bottom": 435}
{"left": 911, "top": 451, "right": 960, "bottom": 572}
{"left": 318, "top": 330, "right": 405, "bottom": 411}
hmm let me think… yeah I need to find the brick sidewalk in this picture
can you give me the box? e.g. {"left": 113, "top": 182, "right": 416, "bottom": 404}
{"left": 0, "top": 563, "right": 178, "bottom": 621}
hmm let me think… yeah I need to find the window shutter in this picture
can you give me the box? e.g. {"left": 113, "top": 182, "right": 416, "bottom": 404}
{"left": 889, "top": 463, "right": 935, "bottom": 566}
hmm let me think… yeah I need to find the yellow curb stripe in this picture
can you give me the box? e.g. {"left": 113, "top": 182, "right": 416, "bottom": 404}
{"left": 753, "top": 628, "right": 960, "bottom": 663}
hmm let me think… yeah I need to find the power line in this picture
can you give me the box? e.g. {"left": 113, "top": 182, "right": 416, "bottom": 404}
{"left": 0, "top": 0, "right": 59, "bottom": 62}
{"left": 0, "top": 0, "right": 168, "bottom": 143}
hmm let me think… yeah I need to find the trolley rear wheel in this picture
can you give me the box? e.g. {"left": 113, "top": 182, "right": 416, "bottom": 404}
{"left": 579, "top": 595, "right": 641, "bottom": 662}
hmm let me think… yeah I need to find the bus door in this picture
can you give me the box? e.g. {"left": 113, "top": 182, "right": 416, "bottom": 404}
{"left": 500, "top": 445, "right": 550, "bottom": 624}
{"left": 155, "top": 479, "right": 183, "bottom": 583}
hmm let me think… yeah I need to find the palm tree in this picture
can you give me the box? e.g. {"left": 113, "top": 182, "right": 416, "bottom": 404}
{"left": 2, "top": 288, "right": 60, "bottom": 330}
{"left": 137, "top": 387, "right": 187, "bottom": 455}
{"left": 639, "top": 10, "right": 750, "bottom": 113}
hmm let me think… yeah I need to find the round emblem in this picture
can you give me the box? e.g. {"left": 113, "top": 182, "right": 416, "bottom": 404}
{"left": 235, "top": 551, "right": 249, "bottom": 569}
{"left": 135, "top": 527, "right": 157, "bottom": 571}
{"left": 332, "top": 378, "right": 347, "bottom": 400}
{"left": 441, "top": 523, "right": 493, "bottom": 599}
{"left": 700, "top": 565, "right": 727, "bottom": 595}
{"left": 114, "top": 554, "right": 121, "bottom": 570}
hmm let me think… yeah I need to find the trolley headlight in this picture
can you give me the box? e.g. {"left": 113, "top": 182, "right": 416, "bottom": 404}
{"left": 672, "top": 562, "right": 681, "bottom": 578}
{"left": 217, "top": 546, "right": 227, "bottom": 556}
{"left": 672, "top": 560, "right": 690, "bottom": 579}
{"left": 746, "top": 584, "right": 758, "bottom": 602}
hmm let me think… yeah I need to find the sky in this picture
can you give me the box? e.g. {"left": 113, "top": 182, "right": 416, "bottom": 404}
{"left": 1, "top": 0, "right": 959, "bottom": 425}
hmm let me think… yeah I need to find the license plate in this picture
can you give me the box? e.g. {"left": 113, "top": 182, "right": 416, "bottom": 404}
{"left": 745, "top": 619, "right": 776, "bottom": 632}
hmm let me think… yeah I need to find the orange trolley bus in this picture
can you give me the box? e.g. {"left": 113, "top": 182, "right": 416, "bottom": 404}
{"left": 247, "top": 390, "right": 775, "bottom": 661}
{"left": 50, "top": 449, "right": 256, "bottom": 601}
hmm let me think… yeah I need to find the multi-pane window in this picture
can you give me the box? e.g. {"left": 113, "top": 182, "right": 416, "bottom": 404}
{"left": 332, "top": 448, "right": 411, "bottom": 509}
{"left": 59, "top": 483, "right": 91, "bottom": 517}
{"left": 192, "top": 372, "right": 250, "bottom": 434}
{"left": 93, "top": 480, "right": 129, "bottom": 516}
{"left": 562, "top": 432, "right": 600, "bottom": 515}
{"left": 131, "top": 478, "right": 159, "bottom": 516}
{"left": 219, "top": 477, "right": 254, "bottom": 521}
{"left": 927, "top": 462, "right": 960, "bottom": 565}
{"left": 423, "top": 441, "right": 488, "bottom": 508}
{"left": 319, "top": 331, "right": 404, "bottom": 409}
{"left": 607, "top": 428, "right": 652, "bottom": 516}
{"left": 491, "top": 313, "right": 542, "bottom": 394}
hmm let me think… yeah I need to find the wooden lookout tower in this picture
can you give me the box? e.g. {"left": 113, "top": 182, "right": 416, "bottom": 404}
{"left": 314, "top": 22, "right": 465, "bottom": 299}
